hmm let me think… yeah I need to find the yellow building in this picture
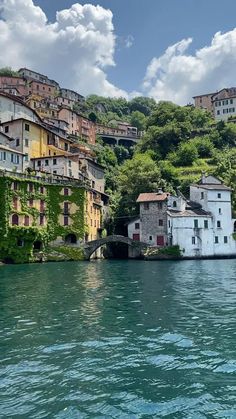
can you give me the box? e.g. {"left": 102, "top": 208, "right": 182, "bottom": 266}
{"left": 1, "top": 118, "right": 72, "bottom": 170}
{"left": 25, "top": 94, "right": 59, "bottom": 120}
{"left": 86, "top": 190, "right": 102, "bottom": 241}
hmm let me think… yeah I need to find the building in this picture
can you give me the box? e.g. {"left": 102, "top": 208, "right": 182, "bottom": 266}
{"left": 212, "top": 88, "right": 236, "bottom": 121}
{"left": 18, "top": 68, "right": 59, "bottom": 88}
{"left": 193, "top": 92, "right": 216, "bottom": 113}
{"left": 28, "top": 80, "right": 58, "bottom": 100}
{"left": 1, "top": 118, "right": 72, "bottom": 170}
{"left": 130, "top": 176, "right": 236, "bottom": 259}
{"left": 0, "top": 171, "right": 87, "bottom": 263}
{"left": 0, "top": 143, "right": 25, "bottom": 173}
{"left": 59, "top": 88, "right": 84, "bottom": 103}
{"left": 136, "top": 190, "right": 169, "bottom": 246}
{"left": 0, "top": 92, "right": 41, "bottom": 124}
{"left": 31, "top": 155, "right": 81, "bottom": 178}
{"left": 58, "top": 108, "right": 96, "bottom": 144}
{"left": 0, "top": 76, "right": 28, "bottom": 97}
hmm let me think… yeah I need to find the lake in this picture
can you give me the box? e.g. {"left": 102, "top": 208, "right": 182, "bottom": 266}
{"left": 0, "top": 260, "right": 236, "bottom": 418}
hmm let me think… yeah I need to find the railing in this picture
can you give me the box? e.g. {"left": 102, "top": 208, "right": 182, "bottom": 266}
{"left": 0, "top": 169, "right": 90, "bottom": 188}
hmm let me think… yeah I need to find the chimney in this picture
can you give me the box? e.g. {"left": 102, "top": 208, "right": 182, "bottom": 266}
{"left": 201, "top": 172, "right": 207, "bottom": 184}
{"left": 157, "top": 188, "right": 163, "bottom": 195}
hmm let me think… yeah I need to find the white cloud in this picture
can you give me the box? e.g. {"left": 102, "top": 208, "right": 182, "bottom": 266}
{"left": 124, "top": 35, "right": 134, "bottom": 49}
{"left": 143, "top": 29, "right": 236, "bottom": 105}
{"left": 0, "top": 0, "right": 127, "bottom": 97}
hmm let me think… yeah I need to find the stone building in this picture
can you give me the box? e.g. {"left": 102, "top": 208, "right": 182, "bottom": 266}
{"left": 136, "top": 190, "right": 169, "bottom": 246}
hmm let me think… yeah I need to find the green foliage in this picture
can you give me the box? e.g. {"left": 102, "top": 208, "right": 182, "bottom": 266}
{"left": 171, "top": 142, "right": 199, "bottom": 166}
{"left": 0, "top": 67, "right": 19, "bottom": 77}
{"left": 191, "top": 136, "right": 215, "bottom": 158}
{"left": 129, "top": 96, "right": 157, "bottom": 116}
{"left": 130, "top": 111, "right": 146, "bottom": 131}
{"left": 117, "top": 153, "right": 163, "bottom": 216}
{"left": 0, "top": 175, "right": 86, "bottom": 263}
{"left": 144, "top": 245, "right": 182, "bottom": 258}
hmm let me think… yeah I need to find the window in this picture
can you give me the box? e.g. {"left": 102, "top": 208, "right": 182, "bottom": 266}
{"left": 40, "top": 186, "right": 44, "bottom": 194}
{"left": 24, "top": 215, "right": 29, "bottom": 227}
{"left": 149, "top": 236, "right": 153, "bottom": 241}
{"left": 0, "top": 151, "right": 6, "bottom": 161}
{"left": 215, "top": 236, "right": 219, "bottom": 244}
{"left": 64, "top": 202, "right": 69, "bottom": 215}
{"left": 37, "top": 161, "right": 41, "bottom": 167}
{"left": 135, "top": 223, "right": 140, "bottom": 229}
{"left": 68, "top": 160, "right": 71, "bottom": 167}
{"left": 217, "top": 110, "right": 220, "bottom": 115}
{"left": 29, "top": 198, "right": 34, "bottom": 207}
{"left": 13, "top": 181, "right": 18, "bottom": 191}
{"left": 53, "top": 170, "right": 57, "bottom": 174}
{"left": 218, "top": 193, "right": 221, "bottom": 199}
{"left": 64, "top": 216, "right": 69, "bottom": 226}
{"left": 194, "top": 219, "right": 198, "bottom": 228}
{"left": 173, "top": 201, "right": 177, "bottom": 208}
{"left": 11, "top": 154, "right": 19, "bottom": 164}
{"left": 159, "top": 219, "right": 163, "bottom": 226}
{"left": 24, "top": 154, "right": 29, "bottom": 162}
{"left": 230, "top": 99, "right": 233, "bottom": 104}
{"left": 25, "top": 123, "right": 30, "bottom": 131}
{"left": 157, "top": 202, "right": 163, "bottom": 209}
{"left": 16, "top": 138, "right": 20, "bottom": 146}
{"left": 192, "top": 237, "right": 196, "bottom": 245}
{"left": 144, "top": 203, "right": 149, "bottom": 210}
{"left": 219, "top": 208, "right": 222, "bottom": 214}
{"left": 201, "top": 192, "right": 204, "bottom": 200}
{"left": 53, "top": 158, "right": 57, "bottom": 165}
{"left": 4, "top": 126, "right": 9, "bottom": 133}
{"left": 17, "top": 239, "right": 24, "bottom": 247}
{"left": 45, "top": 159, "right": 49, "bottom": 166}
{"left": 40, "top": 200, "right": 45, "bottom": 212}
{"left": 25, "top": 138, "right": 29, "bottom": 147}
{"left": 40, "top": 215, "right": 45, "bottom": 226}
{"left": 29, "top": 183, "right": 34, "bottom": 193}
{"left": 64, "top": 188, "right": 69, "bottom": 196}
{"left": 224, "top": 236, "right": 228, "bottom": 243}
{"left": 13, "top": 197, "right": 18, "bottom": 210}
{"left": 217, "top": 220, "right": 221, "bottom": 228}
{"left": 204, "top": 220, "right": 208, "bottom": 229}
{"left": 12, "top": 214, "right": 19, "bottom": 226}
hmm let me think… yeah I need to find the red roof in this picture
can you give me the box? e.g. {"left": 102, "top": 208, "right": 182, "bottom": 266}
{"left": 137, "top": 192, "right": 169, "bottom": 203}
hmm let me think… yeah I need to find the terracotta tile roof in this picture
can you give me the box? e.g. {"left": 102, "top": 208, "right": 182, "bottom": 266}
{"left": 137, "top": 192, "right": 169, "bottom": 203}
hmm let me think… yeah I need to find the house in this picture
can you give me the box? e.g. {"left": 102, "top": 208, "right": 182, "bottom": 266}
{"left": 212, "top": 88, "right": 236, "bottom": 121}
{"left": 18, "top": 68, "right": 59, "bottom": 89}
{"left": 130, "top": 176, "right": 236, "bottom": 259}
{"left": 58, "top": 108, "right": 96, "bottom": 144}
{"left": 0, "top": 92, "right": 41, "bottom": 124}
{"left": 193, "top": 92, "right": 216, "bottom": 113}
{"left": 0, "top": 143, "right": 25, "bottom": 173}
{"left": 136, "top": 190, "right": 169, "bottom": 246}
{"left": 1, "top": 118, "right": 72, "bottom": 170}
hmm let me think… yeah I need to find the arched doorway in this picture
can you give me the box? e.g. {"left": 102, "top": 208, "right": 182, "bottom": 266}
{"left": 33, "top": 240, "right": 43, "bottom": 251}
{"left": 65, "top": 234, "right": 77, "bottom": 244}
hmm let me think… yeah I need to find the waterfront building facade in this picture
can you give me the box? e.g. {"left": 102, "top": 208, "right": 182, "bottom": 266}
{"left": 130, "top": 176, "right": 236, "bottom": 258}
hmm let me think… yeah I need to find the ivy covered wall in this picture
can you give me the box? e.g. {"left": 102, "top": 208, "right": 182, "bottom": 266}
{"left": 0, "top": 174, "right": 86, "bottom": 263}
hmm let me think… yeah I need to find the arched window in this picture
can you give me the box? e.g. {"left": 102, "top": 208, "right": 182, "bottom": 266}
{"left": 12, "top": 214, "right": 19, "bottom": 226}
{"left": 24, "top": 215, "right": 29, "bottom": 227}
{"left": 173, "top": 201, "right": 177, "bottom": 208}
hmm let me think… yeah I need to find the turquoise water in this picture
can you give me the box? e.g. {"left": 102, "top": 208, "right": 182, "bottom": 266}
{"left": 0, "top": 260, "right": 236, "bottom": 418}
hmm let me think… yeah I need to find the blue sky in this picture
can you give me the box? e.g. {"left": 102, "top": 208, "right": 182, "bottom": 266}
{"left": 33, "top": 0, "right": 236, "bottom": 94}
{"left": 2, "top": 0, "right": 236, "bottom": 103}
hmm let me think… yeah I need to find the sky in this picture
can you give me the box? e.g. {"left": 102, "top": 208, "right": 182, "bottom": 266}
{"left": 1, "top": 0, "right": 236, "bottom": 104}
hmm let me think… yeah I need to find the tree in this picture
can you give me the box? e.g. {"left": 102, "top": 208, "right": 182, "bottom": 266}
{"left": 0, "top": 67, "right": 19, "bottom": 77}
{"left": 174, "top": 142, "right": 199, "bottom": 166}
{"left": 117, "top": 153, "right": 163, "bottom": 216}
{"left": 130, "top": 111, "right": 146, "bottom": 132}
{"left": 129, "top": 96, "right": 157, "bottom": 116}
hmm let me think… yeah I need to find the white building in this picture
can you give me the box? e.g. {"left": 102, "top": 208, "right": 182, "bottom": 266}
{"left": 130, "top": 176, "right": 236, "bottom": 259}
{"left": 0, "top": 92, "right": 40, "bottom": 124}
{"left": 212, "top": 88, "right": 236, "bottom": 121}
{"left": 0, "top": 143, "right": 24, "bottom": 173}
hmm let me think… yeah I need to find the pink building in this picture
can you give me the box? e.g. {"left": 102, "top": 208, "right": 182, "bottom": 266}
{"left": 58, "top": 108, "right": 96, "bottom": 145}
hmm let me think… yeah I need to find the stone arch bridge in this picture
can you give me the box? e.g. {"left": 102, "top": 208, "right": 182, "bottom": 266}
{"left": 83, "top": 235, "right": 148, "bottom": 260}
